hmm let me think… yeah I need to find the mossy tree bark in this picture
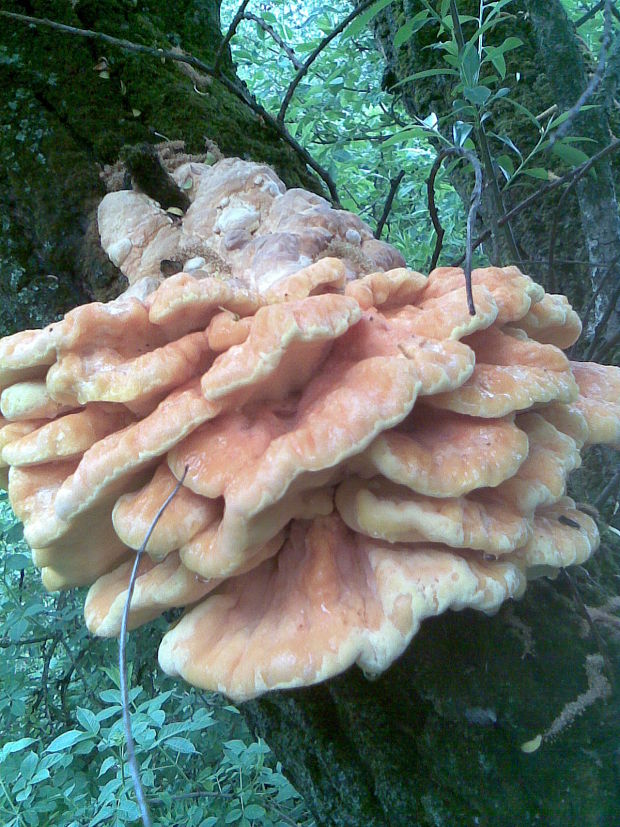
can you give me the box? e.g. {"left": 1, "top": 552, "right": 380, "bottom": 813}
{"left": 0, "top": 0, "right": 319, "bottom": 336}
{"left": 372, "top": 0, "right": 620, "bottom": 353}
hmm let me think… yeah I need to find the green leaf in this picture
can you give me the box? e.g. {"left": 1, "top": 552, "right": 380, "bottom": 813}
{"left": 548, "top": 105, "right": 598, "bottom": 130}
{"left": 552, "top": 142, "right": 590, "bottom": 166}
{"left": 164, "top": 736, "right": 196, "bottom": 754}
{"left": 0, "top": 738, "right": 37, "bottom": 762}
{"left": 453, "top": 121, "right": 473, "bottom": 147}
{"left": 523, "top": 167, "right": 550, "bottom": 180}
{"left": 343, "top": 0, "right": 394, "bottom": 39}
{"left": 98, "top": 756, "right": 116, "bottom": 777}
{"left": 393, "top": 11, "right": 431, "bottom": 49}
{"left": 489, "top": 131, "right": 522, "bottom": 159}
{"left": 243, "top": 804, "right": 266, "bottom": 819}
{"left": 76, "top": 707, "right": 100, "bottom": 734}
{"left": 5, "top": 553, "right": 30, "bottom": 571}
{"left": 46, "top": 730, "right": 86, "bottom": 753}
{"left": 495, "top": 153, "right": 515, "bottom": 179}
{"left": 393, "top": 67, "right": 458, "bottom": 87}
{"left": 489, "top": 50, "right": 506, "bottom": 78}
{"left": 461, "top": 45, "right": 480, "bottom": 86}
{"left": 225, "top": 810, "right": 242, "bottom": 824}
{"left": 4, "top": 522, "right": 24, "bottom": 544}
{"left": 463, "top": 85, "right": 491, "bottom": 105}
{"left": 382, "top": 126, "right": 430, "bottom": 147}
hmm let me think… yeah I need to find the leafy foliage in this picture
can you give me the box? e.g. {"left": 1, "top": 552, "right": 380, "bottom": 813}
{"left": 0, "top": 491, "right": 314, "bottom": 827}
{"left": 221, "top": 0, "right": 471, "bottom": 270}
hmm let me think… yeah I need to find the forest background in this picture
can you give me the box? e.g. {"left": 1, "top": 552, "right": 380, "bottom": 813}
{"left": 0, "top": 1, "right": 619, "bottom": 826}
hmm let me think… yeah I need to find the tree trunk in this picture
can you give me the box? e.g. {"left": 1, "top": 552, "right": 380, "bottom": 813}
{"left": 1, "top": 3, "right": 619, "bottom": 826}
{"left": 0, "top": 0, "right": 318, "bottom": 336}
{"left": 242, "top": 563, "right": 620, "bottom": 827}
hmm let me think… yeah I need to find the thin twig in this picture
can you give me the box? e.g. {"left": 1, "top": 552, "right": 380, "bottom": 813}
{"left": 427, "top": 147, "right": 483, "bottom": 315}
{"left": 148, "top": 791, "right": 235, "bottom": 805}
{"left": 594, "top": 468, "right": 620, "bottom": 508}
{"left": 277, "top": 0, "right": 377, "bottom": 124}
{"left": 214, "top": 0, "right": 252, "bottom": 74}
{"left": 453, "top": 138, "right": 620, "bottom": 264}
{"left": 119, "top": 467, "right": 188, "bottom": 827}
{"left": 0, "top": 10, "right": 341, "bottom": 204}
{"left": 449, "top": 0, "right": 523, "bottom": 267}
{"left": 375, "top": 170, "right": 405, "bottom": 238}
{"left": 575, "top": 0, "right": 620, "bottom": 28}
{"left": 244, "top": 13, "right": 304, "bottom": 69}
{"left": 550, "top": 0, "right": 614, "bottom": 148}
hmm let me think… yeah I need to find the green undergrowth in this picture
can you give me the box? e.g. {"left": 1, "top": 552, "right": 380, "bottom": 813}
{"left": 0, "top": 491, "right": 315, "bottom": 827}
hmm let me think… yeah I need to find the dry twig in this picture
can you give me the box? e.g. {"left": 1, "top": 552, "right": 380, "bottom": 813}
{"left": 427, "top": 147, "right": 483, "bottom": 315}
{"left": 375, "top": 170, "right": 405, "bottom": 239}
{"left": 119, "top": 466, "right": 188, "bottom": 827}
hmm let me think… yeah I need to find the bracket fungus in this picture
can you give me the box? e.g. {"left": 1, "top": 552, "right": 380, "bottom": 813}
{"left": 1, "top": 157, "right": 619, "bottom": 702}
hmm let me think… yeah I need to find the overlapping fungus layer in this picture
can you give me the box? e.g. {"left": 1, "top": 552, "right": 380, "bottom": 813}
{"left": 1, "top": 158, "right": 618, "bottom": 701}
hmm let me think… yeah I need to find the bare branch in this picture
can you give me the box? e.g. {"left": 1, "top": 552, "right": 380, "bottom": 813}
{"left": 427, "top": 148, "right": 483, "bottom": 316}
{"left": 119, "top": 466, "right": 188, "bottom": 827}
{"left": 454, "top": 138, "right": 620, "bottom": 264}
{"left": 0, "top": 10, "right": 341, "bottom": 205}
{"left": 594, "top": 468, "right": 620, "bottom": 508}
{"left": 0, "top": 634, "right": 57, "bottom": 648}
{"left": 550, "top": 0, "right": 615, "bottom": 147}
{"left": 277, "top": 0, "right": 377, "bottom": 124}
{"left": 575, "top": 0, "right": 620, "bottom": 28}
{"left": 375, "top": 170, "right": 405, "bottom": 238}
{"left": 244, "top": 13, "right": 304, "bottom": 69}
{"left": 214, "top": 0, "right": 252, "bottom": 74}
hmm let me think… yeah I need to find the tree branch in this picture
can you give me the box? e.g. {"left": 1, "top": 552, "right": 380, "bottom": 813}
{"left": 244, "top": 13, "right": 304, "bottom": 69}
{"left": 575, "top": 0, "right": 620, "bottom": 28}
{"left": 375, "top": 170, "right": 405, "bottom": 238}
{"left": 427, "top": 148, "right": 483, "bottom": 315}
{"left": 214, "top": 0, "right": 252, "bottom": 74}
{"left": 454, "top": 138, "right": 620, "bottom": 264}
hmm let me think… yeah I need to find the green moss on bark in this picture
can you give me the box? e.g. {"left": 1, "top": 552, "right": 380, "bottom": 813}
{"left": 0, "top": 0, "right": 320, "bottom": 335}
